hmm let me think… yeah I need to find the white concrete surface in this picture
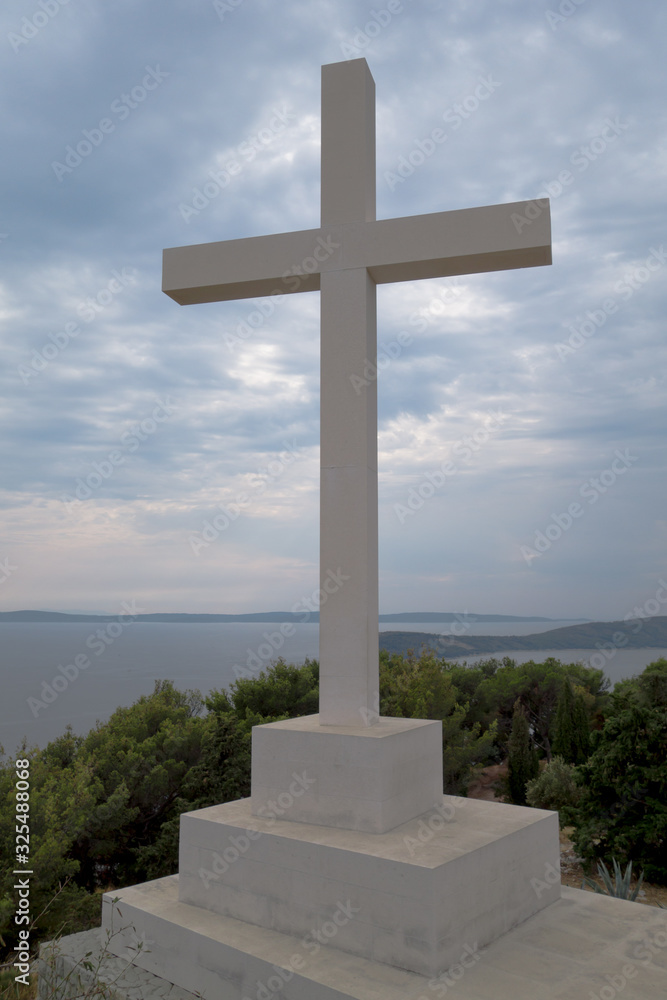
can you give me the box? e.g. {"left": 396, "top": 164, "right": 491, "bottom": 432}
{"left": 319, "top": 266, "right": 379, "bottom": 728}
{"left": 48, "top": 55, "right": 662, "bottom": 1000}
{"left": 162, "top": 56, "right": 551, "bottom": 727}
{"left": 250, "top": 714, "right": 443, "bottom": 832}
{"left": 161, "top": 204, "right": 552, "bottom": 305}
{"left": 100, "top": 878, "right": 667, "bottom": 1000}
{"left": 38, "top": 927, "right": 199, "bottom": 999}
{"left": 175, "top": 796, "right": 559, "bottom": 977}
{"left": 320, "top": 59, "right": 375, "bottom": 226}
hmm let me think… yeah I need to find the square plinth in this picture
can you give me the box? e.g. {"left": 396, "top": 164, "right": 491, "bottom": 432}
{"left": 176, "top": 795, "right": 560, "bottom": 978}
{"left": 251, "top": 714, "right": 443, "bottom": 833}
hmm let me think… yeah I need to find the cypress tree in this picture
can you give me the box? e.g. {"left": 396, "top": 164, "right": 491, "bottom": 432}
{"left": 553, "top": 679, "right": 591, "bottom": 765}
{"left": 571, "top": 692, "right": 591, "bottom": 765}
{"left": 507, "top": 698, "right": 539, "bottom": 805}
{"left": 552, "top": 679, "right": 575, "bottom": 761}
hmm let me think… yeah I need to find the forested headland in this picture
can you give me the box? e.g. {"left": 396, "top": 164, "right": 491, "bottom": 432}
{"left": 380, "top": 615, "right": 667, "bottom": 657}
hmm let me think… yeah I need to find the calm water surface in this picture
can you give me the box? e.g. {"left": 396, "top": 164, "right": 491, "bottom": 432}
{"left": 2, "top": 622, "right": 664, "bottom": 751}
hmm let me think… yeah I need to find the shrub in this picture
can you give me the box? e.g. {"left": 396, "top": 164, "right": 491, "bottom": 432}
{"left": 572, "top": 659, "right": 667, "bottom": 885}
{"left": 526, "top": 755, "right": 581, "bottom": 822}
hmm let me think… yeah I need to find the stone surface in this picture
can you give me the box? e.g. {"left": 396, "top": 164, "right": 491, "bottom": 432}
{"left": 250, "top": 714, "right": 443, "bottom": 832}
{"left": 161, "top": 203, "right": 552, "bottom": 304}
{"left": 318, "top": 60, "right": 378, "bottom": 728}
{"left": 319, "top": 264, "right": 378, "bottom": 728}
{"left": 38, "top": 927, "right": 200, "bottom": 999}
{"left": 64, "top": 55, "right": 561, "bottom": 1000}
{"left": 125, "top": 795, "right": 561, "bottom": 979}
{"left": 93, "top": 884, "right": 667, "bottom": 1000}
{"left": 162, "top": 56, "right": 551, "bottom": 727}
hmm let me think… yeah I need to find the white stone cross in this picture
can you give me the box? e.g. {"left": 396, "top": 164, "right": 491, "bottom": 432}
{"left": 163, "top": 58, "right": 551, "bottom": 729}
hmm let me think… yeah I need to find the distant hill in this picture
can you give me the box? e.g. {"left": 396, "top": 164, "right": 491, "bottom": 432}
{"left": 378, "top": 612, "right": 562, "bottom": 623}
{"left": 379, "top": 617, "right": 667, "bottom": 658}
{"left": 0, "top": 610, "right": 313, "bottom": 624}
{"left": 0, "top": 610, "right": 573, "bottom": 625}
{"left": 3, "top": 610, "right": 664, "bottom": 659}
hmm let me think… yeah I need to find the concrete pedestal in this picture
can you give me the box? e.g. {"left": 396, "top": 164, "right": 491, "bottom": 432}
{"left": 99, "top": 793, "right": 561, "bottom": 991}
{"left": 42, "top": 890, "right": 667, "bottom": 999}
{"left": 250, "top": 714, "right": 444, "bottom": 832}
{"left": 178, "top": 796, "right": 558, "bottom": 978}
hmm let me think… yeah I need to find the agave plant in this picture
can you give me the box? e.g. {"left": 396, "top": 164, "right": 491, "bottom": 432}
{"left": 581, "top": 858, "right": 644, "bottom": 901}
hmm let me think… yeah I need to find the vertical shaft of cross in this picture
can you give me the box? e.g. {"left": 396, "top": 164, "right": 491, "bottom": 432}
{"left": 319, "top": 59, "right": 379, "bottom": 726}
{"left": 320, "top": 59, "right": 376, "bottom": 225}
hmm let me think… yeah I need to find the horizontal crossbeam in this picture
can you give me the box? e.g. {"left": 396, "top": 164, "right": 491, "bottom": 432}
{"left": 162, "top": 200, "right": 551, "bottom": 305}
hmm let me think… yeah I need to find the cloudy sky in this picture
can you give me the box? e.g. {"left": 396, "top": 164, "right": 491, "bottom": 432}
{"left": 1, "top": 0, "right": 665, "bottom": 620}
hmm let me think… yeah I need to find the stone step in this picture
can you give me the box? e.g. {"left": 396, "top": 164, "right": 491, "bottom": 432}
{"left": 98, "top": 877, "right": 667, "bottom": 1000}
{"left": 175, "top": 795, "right": 559, "bottom": 977}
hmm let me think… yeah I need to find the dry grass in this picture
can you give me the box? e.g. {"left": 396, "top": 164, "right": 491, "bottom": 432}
{"left": 0, "top": 967, "right": 36, "bottom": 999}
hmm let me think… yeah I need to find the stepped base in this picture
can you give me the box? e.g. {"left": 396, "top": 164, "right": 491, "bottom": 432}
{"left": 65, "top": 882, "right": 666, "bottom": 1000}
{"left": 174, "top": 795, "right": 559, "bottom": 977}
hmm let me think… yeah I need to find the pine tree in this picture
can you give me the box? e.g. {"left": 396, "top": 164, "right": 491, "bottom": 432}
{"left": 507, "top": 699, "right": 539, "bottom": 805}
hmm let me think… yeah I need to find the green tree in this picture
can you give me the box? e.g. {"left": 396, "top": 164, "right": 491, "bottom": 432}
{"left": 571, "top": 690, "right": 592, "bottom": 764}
{"left": 572, "top": 659, "right": 667, "bottom": 884}
{"left": 551, "top": 677, "right": 575, "bottom": 759}
{"left": 75, "top": 680, "right": 206, "bottom": 888}
{"left": 429, "top": 656, "right": 501, "bottom": 732}
{"left": 0, "top": 735, "right": 105, "bottom": 953}
{"left": 0, "top": 680, "right": 251, "bottom": 958}
{"left": 507, "top": 699, "right": 538, "bottom": 805}
{"left": 552, "top": 680, "right": 591, "bottom": 765}
{"left": 480, "top": 657, "right": 606, "bottom": 760}
{"left": 380, "top": 650, "right": 459, "bottom": 720}
{"left": 135, "top": 710, "right": 251, "bottom": 881}
{"left": 379, "top": 650, "right": 497, "bottom": 794}
{"left": 206, "top": 658, "right": 319, "bottom": 726}
{"left": 526, "top": 755, "right": 581, "bottom": 823}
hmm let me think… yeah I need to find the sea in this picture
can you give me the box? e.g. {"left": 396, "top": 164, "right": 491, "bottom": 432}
{"left": 2, "top": 620, "right": 665, "bottom": 753}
